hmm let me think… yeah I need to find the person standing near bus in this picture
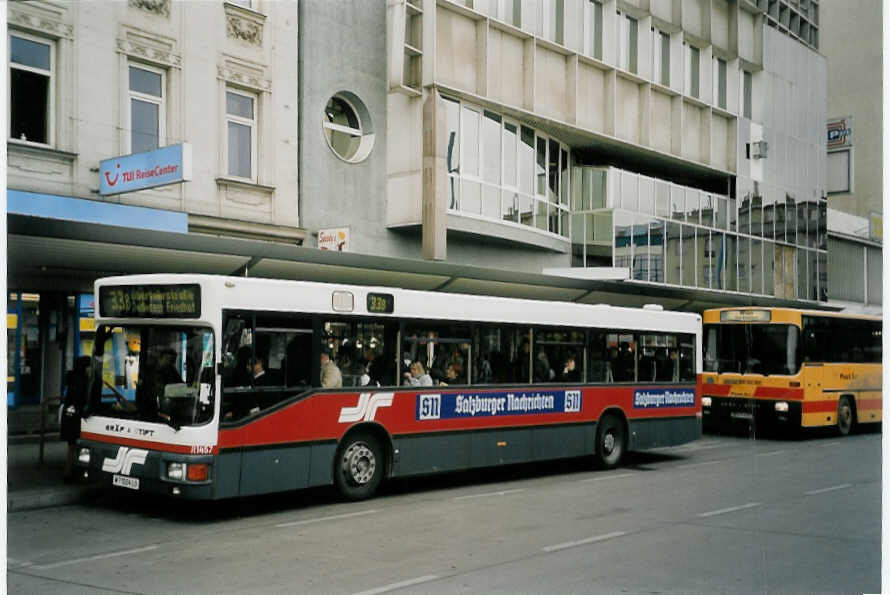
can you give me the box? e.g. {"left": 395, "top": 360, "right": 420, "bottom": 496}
{"left": 61, "top": 356, "right": 90, "bottom": 482}
{"left": 320, "top": 351, "right": 343, "bottom": 388}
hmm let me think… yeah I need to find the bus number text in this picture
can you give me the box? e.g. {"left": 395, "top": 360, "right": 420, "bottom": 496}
{"left": 419, "top": 394, "right": 442, "bottom": 420}
{"left": 564, "top": 390, "right": 582, "bottom": 413}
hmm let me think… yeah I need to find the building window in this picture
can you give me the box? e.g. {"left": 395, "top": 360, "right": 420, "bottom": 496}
{"left": 323, "top": 92, "right": 374, "bottom": 163}
{"left": 226, "top": 89, "right": 256, "bottom": 179}
{"left": 618, "top": 13, "right": 638, "bottom": 74}
{"left": 227, "top": 0, "right": 254, "bottom": 8}
{"left": 742, "top": 70, "right": 753, "bottom": 119}
{"left": 715, "top": 58, "right": 727, "bottom": 109}
{"left": 9, "top": 33, "right": 53, "bottom": 145}
{"left": 129, "top": 64, "right": 165, "bottom": 154}
{"left": 687, "top": 45, "right": 700, "bottom": 98}
{"left": 653, "top": 29, "right": 670, "bottom": 86}
{"left": 442, "top": 94, "right": 570, "bottom": 238}
{"left": 586, "top": 0, "right": 603, "bottom": 60}
{"left": 827, "top": 149, "right": 852, "bottom": 194}
{"left": 490, "top": 0, "right": 520, "bottom": 26}
{"left": 540, "top": 0, "right": 564, "bottom": 44}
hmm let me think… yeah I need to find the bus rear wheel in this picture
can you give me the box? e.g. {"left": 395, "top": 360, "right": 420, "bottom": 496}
{"left": 334, "top": 432, "right": 384, "bottom": 501}
{"left": 595, "top": 414, "right": 626, "bottom": 469}
{"left": 837, "top": 396, "right": 855, "bottom": 436}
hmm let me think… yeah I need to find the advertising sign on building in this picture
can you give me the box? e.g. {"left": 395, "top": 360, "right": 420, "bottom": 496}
{"left": 318, "top": 227, "right": 350, "bottom": 252}
{"left": 827, "top": 116, "right": 853, "bottom": 149}
{"left": 99, "top": 143, "right": 192, "bottom": 196}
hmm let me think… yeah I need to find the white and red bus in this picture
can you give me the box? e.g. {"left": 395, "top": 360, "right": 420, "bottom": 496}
{"left": 76, "top": 274, "right": 702, "bottom": 500}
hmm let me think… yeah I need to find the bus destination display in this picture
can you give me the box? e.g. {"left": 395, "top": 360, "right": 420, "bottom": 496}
{"left": 367, "top": 293, "right": 394, "bottom": 314}
{"left": 100, "top": 284, "right": 201, "bottom": 318}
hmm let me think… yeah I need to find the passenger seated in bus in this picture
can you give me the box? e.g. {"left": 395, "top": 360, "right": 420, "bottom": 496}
{"left": 439, "top": 363, "right": 460, "bottom": 386}
{"left": 534, "top": 350, "right": 554, "bottom": 383}
{"left": 251, "top": 355, "right": 270, "bottom": 385}
{"left": 403, "top": 361, "right": 433, "bottom": 387}
{"left": 638, "top": 350, "right": 657, "bottom": 382}
{"left": 514, "top": 340, "right": 532, "bottom": 383}
{"left": 320, "top": 351, "right": 343, "bottom": 388}
{"left": 560, "top": 355, "right": 580, "bottom": 382}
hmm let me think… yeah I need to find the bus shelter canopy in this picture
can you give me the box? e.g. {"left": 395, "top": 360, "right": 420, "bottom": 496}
{"left": 7, "top": 213, "right": 836, "bottom": 313}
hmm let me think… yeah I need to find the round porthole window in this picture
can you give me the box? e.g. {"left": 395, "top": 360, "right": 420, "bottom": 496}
{"left": 323, "top": 92, "right": 374, "bottom": 163}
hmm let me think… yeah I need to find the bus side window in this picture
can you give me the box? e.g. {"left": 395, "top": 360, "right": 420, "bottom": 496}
{"left": 678, "top": 336, "right": 695, "bottom": 381}
{"left": 587, "top": 332, "right": 610, "bottom": 382}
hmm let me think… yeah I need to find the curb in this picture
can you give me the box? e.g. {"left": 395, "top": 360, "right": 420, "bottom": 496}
{"left": 8, "top": 485, "right": 103, "bottom": 513}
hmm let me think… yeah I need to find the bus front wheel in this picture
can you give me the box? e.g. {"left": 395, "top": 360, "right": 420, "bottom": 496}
{"left": 334, "top": 432, "right": 384, "bottom": 500}
{"left": 837, "top": 396, "right": 855, "bottom": 436}
{"left": 595, "top": 414, "right": 626, "bottom": 469}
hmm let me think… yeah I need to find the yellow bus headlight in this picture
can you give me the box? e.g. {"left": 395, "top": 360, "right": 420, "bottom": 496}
{"left": 774, "top": 401, "right": 789, "bottom": 413}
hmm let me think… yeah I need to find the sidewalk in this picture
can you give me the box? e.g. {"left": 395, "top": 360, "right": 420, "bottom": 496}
{"left": 7, "top": 405, "right": 102, "bottom": 513}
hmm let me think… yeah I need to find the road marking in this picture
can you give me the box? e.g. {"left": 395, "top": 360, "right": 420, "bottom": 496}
{"left": 7, "top": 558, "right": 32, "bottom": 569}
{"left": 542, "top": 531, "right": 627, "bottom": 553}
{"left": 820, "top": 441, "right": 841, "bottom": 448}
{"left": 805, "top": 483, "right": 852, "bottom": 496}
{"left": 276, "top": 509, "right": 380, "bottom": 528}
{"left": 577, "top": 473, "right": 635, "bottom": 483}
{"left": 757, "top": 450, "right": 786, "bottom": 457}
{"left": 453, "top": 488, "right": 525, "bottom": 500}
{"left": 352, "top": 575, "right": 439, "bottom": 595}
{"left": 670, "top": 442, "right": 726, "bottom": 452}
{"left": 698, "top": 502, "right": 762, "bottom": 518}
{"left": 31, "top": 545, "right": 159, "bottom": 570}
{"left": 674, "top": 461, "right": 720, "bottom": 470}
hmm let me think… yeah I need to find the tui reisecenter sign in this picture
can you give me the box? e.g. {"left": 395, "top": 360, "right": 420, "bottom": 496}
{"left": 99, "top": 143, "right": 192, "bottom": 195}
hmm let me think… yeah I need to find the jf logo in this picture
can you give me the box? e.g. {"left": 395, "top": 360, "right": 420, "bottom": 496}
{"left": 338, "top": 392, "right": 394, "bottom": 423}
{"left": 102, "top": 447, "right": 148, "bottom": 475}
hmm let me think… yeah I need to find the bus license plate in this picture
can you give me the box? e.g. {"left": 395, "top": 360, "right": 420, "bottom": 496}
{"left": 112, "top": 475, "right": 140, "bottom": 490}
{"left": 730, "top": 412, "right": 753, "bottom": 420}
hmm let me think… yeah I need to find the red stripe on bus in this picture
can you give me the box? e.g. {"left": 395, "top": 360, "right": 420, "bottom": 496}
{"left": 801, "top": 401, "right": 838, "bottom": 414}
{"left": 857, "top": 398, "right": 882, "bottom": 410}
{"left": 81, "top": 432, "right": 218, "bottom": 455}
{"left": 752, "top": 387, "right": 805, "bottom": 400}
{"left": 217, "top": 385, "right": 700, "bottom": 449}
{"left": 701, "top": 384, "right": 732, "bottom": 396}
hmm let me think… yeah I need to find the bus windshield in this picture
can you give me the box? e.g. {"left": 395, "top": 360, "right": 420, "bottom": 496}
{"left": 704, "top": 323, "right": 799, "bottom": 376}
{"left": 86, "top": 325, "right": 215, "bottom": 428}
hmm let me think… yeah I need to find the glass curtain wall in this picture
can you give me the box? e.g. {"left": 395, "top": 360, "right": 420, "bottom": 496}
{"left": 573, "top": 166, "right": 828, "bottom": 301}
{"left": 441, "top": 94, "right": 571, "bottom": 238}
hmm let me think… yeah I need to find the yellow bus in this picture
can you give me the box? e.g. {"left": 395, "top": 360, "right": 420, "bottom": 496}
{"left": 701, "top": 307, "right": 881, "bottom": 435}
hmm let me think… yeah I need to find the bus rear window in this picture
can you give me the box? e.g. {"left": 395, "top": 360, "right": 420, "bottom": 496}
{"left": 704, "top": 324, "right": 799, "bottom": 376}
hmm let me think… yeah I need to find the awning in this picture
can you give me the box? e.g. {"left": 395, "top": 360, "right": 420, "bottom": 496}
{"left": 7, "top": 213, "right": 836, "bottom": 312}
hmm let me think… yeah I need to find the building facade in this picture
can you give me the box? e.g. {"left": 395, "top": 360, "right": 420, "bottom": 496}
{"left": 819, "top": 0, "right": 882, "bottom": 314}
{"left": 6, "top": 0, "right": 834, "bottom": 408}
{"left": 385, "top": 0, "right": 829, "bottom": 300}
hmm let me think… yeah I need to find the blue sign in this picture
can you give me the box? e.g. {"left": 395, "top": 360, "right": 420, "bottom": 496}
{"left": 416, "top": 390, "right": 582, "bottom": 421}
{"left": 99, "top": 143, "right": 192, "bottom": 195}
{"left": 633, "top": 389, "right": 695, "bottom": 409}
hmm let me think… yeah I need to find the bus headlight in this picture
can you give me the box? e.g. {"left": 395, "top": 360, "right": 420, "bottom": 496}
{"left": 167, "top": 462, "right": 185, "bottom": 480}
{"left": 78, "top": 448, "right": 91, "bottom": 464}
{"left": 775, "top": 402, "right": 789, "bottom": 413}
{"left": 701, "top": 397, "right": 712, "bottom": 407}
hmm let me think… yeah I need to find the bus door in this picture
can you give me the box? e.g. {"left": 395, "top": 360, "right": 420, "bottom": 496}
{"left": 801, "top": 362, "right": 825, "bottom": 427}
{"left": 220, "top": 312, "right": 313, "bottom": 497}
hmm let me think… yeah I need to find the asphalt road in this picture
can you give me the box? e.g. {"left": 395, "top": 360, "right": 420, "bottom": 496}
{"left": 7, "top": 430, "right": 881, "bottom": 595}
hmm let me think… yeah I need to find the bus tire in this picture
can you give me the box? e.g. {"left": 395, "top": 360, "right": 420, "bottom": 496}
{"left": 595, "top": 413, "right": 626, "bottom": 469}
{"left": 334, "top": 432, "right": 384, "bottom": 501}
{"left": 837, "top": 396, "right": 855, "bottom": 436}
